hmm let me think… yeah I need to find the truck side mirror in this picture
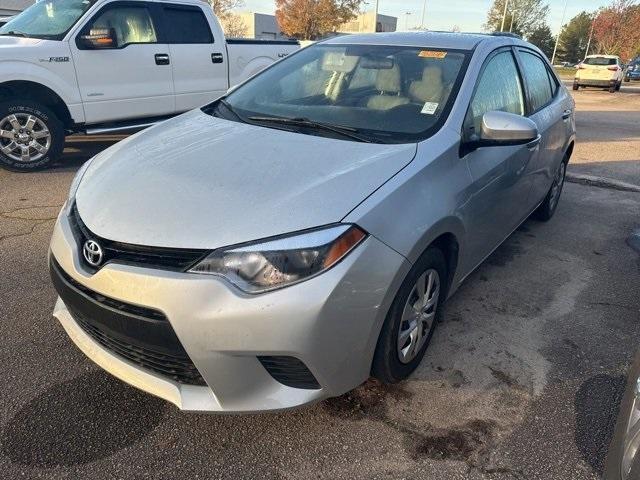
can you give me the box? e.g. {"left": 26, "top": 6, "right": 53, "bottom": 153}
{"left": 79, "top": 28, "right": 117, "bottom": 49}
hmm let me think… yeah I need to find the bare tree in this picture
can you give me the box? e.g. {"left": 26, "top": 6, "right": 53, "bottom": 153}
{"left": 221, "top": 14, "right": 248, "bottom": 37}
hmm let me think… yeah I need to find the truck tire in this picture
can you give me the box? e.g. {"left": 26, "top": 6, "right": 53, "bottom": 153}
{"left": 0, "top": 99, "right": 64, "bottom": 172}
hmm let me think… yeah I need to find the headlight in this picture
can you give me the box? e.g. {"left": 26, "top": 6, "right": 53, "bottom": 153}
{"left": 65, "top": 159, "right": 93, "bottom": 214}
{"left": 189, "top": 224, "right": 367, "bottom": 293}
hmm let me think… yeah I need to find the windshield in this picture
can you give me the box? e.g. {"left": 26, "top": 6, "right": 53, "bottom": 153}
{"left": 215, "top": 44, "right": 468, "bottom": 144}
{"left": 583, "top": 57, "right": 617, "bottom": 66}
{"left": 0, "top": 0, "right": 95, "bottom": 40}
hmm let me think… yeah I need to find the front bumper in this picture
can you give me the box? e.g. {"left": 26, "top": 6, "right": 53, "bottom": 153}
{"left": 50, "top": 209, "right": 409, "bottom": 413}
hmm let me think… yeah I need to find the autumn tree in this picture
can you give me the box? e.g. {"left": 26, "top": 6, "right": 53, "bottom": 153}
{"left": 484, "top": 0, "right": 550, "bottom": 38}
{"left": 592, "top": 0, "right": 640, "bottom": 61}
{"left": 207, "top": 0, "right": 247, "bottom": 38}
{"left": 556, "top": 12, "right": 593, "bottom": 63}
{"left": 527, "top": 24, "right": 555, "bottom": 58}
{"left": 276, "top": 0, "right": 363, "bottom": 40}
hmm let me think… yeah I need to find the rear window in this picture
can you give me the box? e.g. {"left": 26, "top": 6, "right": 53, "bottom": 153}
{"left": 584, "top": 57, "right": 617, "bottom": 66}
{"left": 162, "top": 5, "right": 212, "bottom": 44}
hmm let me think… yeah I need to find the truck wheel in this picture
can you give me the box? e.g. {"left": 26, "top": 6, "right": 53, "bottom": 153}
{"left": 0, "top": 99, "right": 64, "bottom": 172}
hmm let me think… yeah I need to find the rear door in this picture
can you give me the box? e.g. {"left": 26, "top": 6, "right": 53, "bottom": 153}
{"left": 159, "top": 3, "right": 229, "bottom": 112}
{"left": 515, "top": 48, "right": 568, "bottom": 207}
{"left": 70, "top": 0, "right": 174, "bottom": 123}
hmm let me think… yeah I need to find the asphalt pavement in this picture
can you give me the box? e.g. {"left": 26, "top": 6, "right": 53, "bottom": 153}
{"left": 0, "top": 88, "right": 638, "bottom": 480}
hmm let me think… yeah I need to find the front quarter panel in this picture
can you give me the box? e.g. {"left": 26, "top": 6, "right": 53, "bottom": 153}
{"left": 343, "top": 127, "right": 471, "bottom": 293}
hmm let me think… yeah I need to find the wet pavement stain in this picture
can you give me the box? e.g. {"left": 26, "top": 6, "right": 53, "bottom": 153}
{"left": 486, "top": 241, "right": 524, "bottom": 267}
{"left": 412, "top": 419, "right": 496, "bottom": 463}
{"left": 2, "top": 371, "right": 167, "bottom": 467}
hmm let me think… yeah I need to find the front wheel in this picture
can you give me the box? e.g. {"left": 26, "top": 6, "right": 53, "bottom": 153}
{"left": 534, "top": 158, "right": 567, "bottom": 221}
{"left": 372, "top": 247, "right": 447, "bottom": 383}
{"left": 0, "top": 99, "right": 64, "bottom": 171}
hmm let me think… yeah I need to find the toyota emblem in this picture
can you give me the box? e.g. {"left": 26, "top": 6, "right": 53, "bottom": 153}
{"left": 83, "top": 240, "right": 104, "bottom": 267}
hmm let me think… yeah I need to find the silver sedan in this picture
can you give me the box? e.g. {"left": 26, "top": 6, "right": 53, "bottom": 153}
{"left": 49, "top": 31, "right": 576, "bottom": 412}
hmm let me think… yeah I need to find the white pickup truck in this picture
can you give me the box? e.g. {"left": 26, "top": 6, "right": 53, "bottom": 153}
{"left": 0, "top": 0, "right": 298, "bottom": 170}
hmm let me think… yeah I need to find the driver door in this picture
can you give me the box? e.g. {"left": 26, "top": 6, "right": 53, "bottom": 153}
{"left": 70, "top": 1, "right": 174, "bottom": 124}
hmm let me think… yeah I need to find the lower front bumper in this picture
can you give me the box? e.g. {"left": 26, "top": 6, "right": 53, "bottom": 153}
{"left": 50, "top": 210, "right": 410, "bottom": 413}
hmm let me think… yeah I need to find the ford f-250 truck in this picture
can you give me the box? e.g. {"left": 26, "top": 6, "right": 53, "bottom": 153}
{"left": 0, "top": 0, "right": 298, "bottom": 170}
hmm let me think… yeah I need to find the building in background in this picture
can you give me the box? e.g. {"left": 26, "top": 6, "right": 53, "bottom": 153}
{"left": 0, "top": 0, "right": 33, "bottom": 17}
{"left": 237, "top": 12, "right": 288, "bottom": 40}
{"left": 339, "top": 11, "right": 397, "bottom": 34}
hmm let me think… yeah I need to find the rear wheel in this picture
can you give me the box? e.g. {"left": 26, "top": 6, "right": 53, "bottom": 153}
{"left": 0, "top": 99, "right": 64, "bottom": 172}
{"left": 372, "top": 247, "right": 447, "bottom": 383}
{"left": 615, "top": 81, "right": 622, "bottom": 91}
{"left": 572, "top": 82, "right": 579, "bottom": 91}
{"left": 609, "top": 83, "right": 616, "bottom": 93}
{"left": 534, "top": 157, "right": 567, "bottom": 221}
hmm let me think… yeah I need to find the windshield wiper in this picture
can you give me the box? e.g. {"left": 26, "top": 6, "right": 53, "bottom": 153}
{"left": 247, "top": 115, "right": 374, "bottom": 143}
{"left": 0, "top": 31, "right": 28, "bottom": 37}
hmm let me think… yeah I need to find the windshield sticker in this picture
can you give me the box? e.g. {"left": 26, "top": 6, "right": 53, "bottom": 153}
{"left": 421, "top": 102, "right": 439, "bottom": 115}
{"left": 418, "top": 50, "right": 447, "bottom": 59}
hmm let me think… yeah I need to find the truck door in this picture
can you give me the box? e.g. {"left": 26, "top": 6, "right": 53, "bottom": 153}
{"left": 70, "top": 1, "right": 174, "bottom": 124}
{"left": 159, "top": 3, "right": 229, "bottom": 112}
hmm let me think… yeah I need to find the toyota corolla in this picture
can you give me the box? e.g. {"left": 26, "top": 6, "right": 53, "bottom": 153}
{"left": 49, "top": 32, "right": 576, "bottom": 412}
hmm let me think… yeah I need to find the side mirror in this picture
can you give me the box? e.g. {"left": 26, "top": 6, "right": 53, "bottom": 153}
{"left": 480, "top": 111, "right": 538, "bottom": 145}
{"left": 79, "top": 28, "right": 117, "bottom": 49}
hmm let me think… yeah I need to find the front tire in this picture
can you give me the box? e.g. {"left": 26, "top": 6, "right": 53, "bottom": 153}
{"left": 534, "top": 157, "right": 567, "bottom": 221}
{"left": 372, "top": 247, "right": 447, "bottom": 384}
{"left": 0, "top": 99, "right": 64, "bottom": 172}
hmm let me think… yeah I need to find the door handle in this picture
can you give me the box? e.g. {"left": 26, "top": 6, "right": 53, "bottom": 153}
{"left": 155, "top": 53, "right": 170, "bottom": 66}
{"left": 211, "top": 53, "right": 224, "bottom": 64}
{"left": 562, "top": 109, "right": 572, "bottom": 120}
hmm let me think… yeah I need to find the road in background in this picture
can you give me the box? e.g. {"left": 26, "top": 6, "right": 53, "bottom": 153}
{"left": 0, "top": 88, "right": 638, "bottom": 480}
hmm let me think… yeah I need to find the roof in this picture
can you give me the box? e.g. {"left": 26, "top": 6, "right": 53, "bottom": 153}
{"left": 322, "top": 31, "right": 516, "bottom": 51}
{"left": 1, "top": 0, "right": 33, "bottom": 11}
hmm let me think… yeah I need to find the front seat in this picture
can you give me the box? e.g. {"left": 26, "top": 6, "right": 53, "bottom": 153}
{"left": 366, "top": 66, "right": 410, "bottom": 110}
{"left": 409, "top": 66, "right": 445, "bottom": 103}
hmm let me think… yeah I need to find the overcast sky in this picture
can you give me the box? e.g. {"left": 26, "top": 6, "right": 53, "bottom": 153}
{"left": 240, "top": 0, "right": 612, "bottom": 34}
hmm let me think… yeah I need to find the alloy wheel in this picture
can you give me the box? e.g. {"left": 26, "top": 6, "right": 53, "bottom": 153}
{"left": 0, "top": 113, "right": 51, "bottom": 163}
{"left": 397, "top": 268, "right": 440, "bottom": 364}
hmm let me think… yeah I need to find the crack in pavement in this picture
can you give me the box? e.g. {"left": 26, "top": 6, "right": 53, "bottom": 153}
{"left": 0, "top": 218, "right": 56, "bottom": 244}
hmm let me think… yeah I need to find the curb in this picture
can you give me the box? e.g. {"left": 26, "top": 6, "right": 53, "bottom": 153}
{"left": 565, "top": 172, "right": 640, "bottom": 193}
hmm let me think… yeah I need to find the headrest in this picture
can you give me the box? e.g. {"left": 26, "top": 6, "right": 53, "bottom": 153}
{"left": 375, "top": 65, "right": 402, "bottom": 93}
{"left": 409, "top": 65, "right": 445, "bottom": 102}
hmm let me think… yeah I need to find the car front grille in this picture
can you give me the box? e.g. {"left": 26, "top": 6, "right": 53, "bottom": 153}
{"left": 69, "top": 202, "right": 209, "bottom": 272}
{"left": 50, "top": 257, "right": 206, "bottom": 386}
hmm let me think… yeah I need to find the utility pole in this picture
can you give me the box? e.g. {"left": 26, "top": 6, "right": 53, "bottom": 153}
{"left": 500, "top": 0, "right": 510, "bottom": 32}
{"left": 420, "top": 0, "right": 427, "bottom": 29}
{"left": 584, "top": 16, "right": 595, "bottom": 59}
{"left": 551, "top": 0, "right": 569, "bottom": 65}
{"left": 405, "top": 11, "right": 412, "bottom": 31}
{"left": 509, "top": 10, "right": 516, "bottom": 32}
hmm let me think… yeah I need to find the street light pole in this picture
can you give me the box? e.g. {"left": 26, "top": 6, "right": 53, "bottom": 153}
{"left": 405, "top": 11, "right": 412, "bottom": 31}
{"left": 420, "top": 0, "right": 427, "bottom": 29}
{"left": 584, "top": 17, "right": 595, "bottom": 59}
{"left": 373, "top": 0, "right": 379, "bottom": 32}
{"left": 500, "top": 0, "right": 510, "bottom": 32}
{"left": 551, "top": 0, "right": 569, "bottom": 65}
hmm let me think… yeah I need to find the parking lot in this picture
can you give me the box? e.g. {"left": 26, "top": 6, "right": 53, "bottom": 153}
{"left": 0, "top": 86, "right": 639, "bottom": 479}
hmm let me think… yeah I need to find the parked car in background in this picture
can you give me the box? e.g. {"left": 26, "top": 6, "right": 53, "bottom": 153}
{"left": 0, "top": 16, "right": 12, "bottom": 27}
{"left": 574, "top": 55, "right": 624, "bottom": 93}
{"left": 49, "top": 31, "right": 576, "bottom": 413}
{"left": 624, "top": 58, "right": 640, "bottom": 82}
{"left": 0, "top": 0, "right": 298, "bottom": 171}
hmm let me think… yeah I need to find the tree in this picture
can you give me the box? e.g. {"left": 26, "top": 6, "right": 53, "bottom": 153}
{"left": 556, "top": 11, "right": 593, "bottom": 63}
{"left": 527, "top": 24, "right": 555, "bottom": 58}
{"left": 593, "top": 0, "right": 640, "bottom": 61}
{"left": 484, "top": 0, "right": 550, "bottom": 38}
{"left": 276, "top": 0, "right": 363, "bottom": 40}
{"left": 220, "top": 14, "right": 248, "bottom": 38}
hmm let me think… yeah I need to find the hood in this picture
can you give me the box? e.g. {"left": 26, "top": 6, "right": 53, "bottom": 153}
{"left": 0, "top": 36, "right": 42, "bottom": 47}
{"left": 76, "top": 109, "right": 417, "bottom": 250}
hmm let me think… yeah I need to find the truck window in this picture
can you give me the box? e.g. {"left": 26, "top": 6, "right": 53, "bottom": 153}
{"left": 162, "top": 6, "right": 213, "bottom": 44}
{"left": 86, "top": 5, "right": 157, "bottom": 48}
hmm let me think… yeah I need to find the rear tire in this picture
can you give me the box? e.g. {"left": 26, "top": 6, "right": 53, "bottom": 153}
{"left": 0, "top": 99, "right": 64, "bottom": 172}
{"left": 615, "top": 81, "right": 622, "bottom": 91}
{"left": 572, "top": 82, "right": 579, "bottom": 91}
{"left": 534, "top": 157, "right": 567, "bottom": 222}
{"left": 372, "top": 247, "right": 447, "bottom": 384}
{"left": 609, "top": 84, "right": 616, "bottom": 93}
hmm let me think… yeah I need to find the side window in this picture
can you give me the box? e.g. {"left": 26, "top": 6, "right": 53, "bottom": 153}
{"left": 547, "top": 67, "right": 559, "bottom": 96}
{"left": 87, "top": 5, "right": 157, "bottom": 48}
{"left": 465, "top": 50, "right": 525, "bottom": 138}
{"left": 162, "top": 6, "right": 213, "bottom": 44}
{"left": 519, "top": 51, "right": 553, "bottom": 112}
